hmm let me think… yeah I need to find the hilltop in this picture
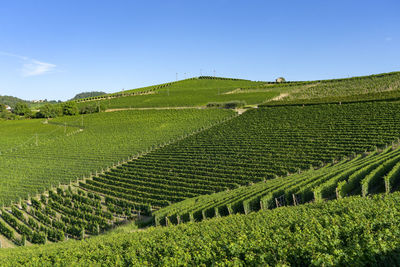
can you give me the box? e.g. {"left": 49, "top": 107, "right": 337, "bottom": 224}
{"left": 72, "top": 72, "right": 400, "bottom": 110}
{"left": 69, "top": 91, "right": 106, "bottom": 101}
{"left": 0, "top": 95, "right": 29, "bottom": 108}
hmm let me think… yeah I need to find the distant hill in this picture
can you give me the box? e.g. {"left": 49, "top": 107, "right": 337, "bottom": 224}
{"left": 70, "top": 91, "right": 106, "bottom": 100}
{"left": 75, "top": 77, "right": 270, "bottom": 109}
{"left": 0, "top": 95, "right": 29, "bottom": 108}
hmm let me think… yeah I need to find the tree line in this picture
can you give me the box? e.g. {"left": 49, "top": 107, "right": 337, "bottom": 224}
{"left": 0, "top": 101, "right": 106, "bottom": 120}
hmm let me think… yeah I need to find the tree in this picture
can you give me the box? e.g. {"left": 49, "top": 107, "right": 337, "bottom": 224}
{"left": 275, "top": 77, "right": 286, "bottom": 83}
{"left": 0, "top": 104, "right": 6, "bottom": 113}
{"left": 13, "top": 102, "right": 32, "bottom": 117}
{"left": 70, "top": 91, "right": 106, "bottom": 101}
{"left": 36, "top": 104, "right": 62, "bottom": 118}
{"left": 79, "top": 102, "right": 105, "bottom": 114}
{"left": 62, "top": 102, "right": 79, "bottom": 116}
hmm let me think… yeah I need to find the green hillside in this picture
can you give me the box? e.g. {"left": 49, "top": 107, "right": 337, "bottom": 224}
{"left": 0, "top": 109, "right": 233, "bottom": 205}
{"left": 76, "top": 102, "right": 400, "bottom": 209}
{"left": 75, "top": 77, "right": 277, "bottom": 109}
{"left": 75, "top": 72, "right": 400, "bottom": 111}
{"left": 1, "top": 100, "right": 400, "bottom": 248}
{"left": 1, "top": 71, "right": 400, "bottom": 264}
{"left": 1, "top": 192, "right": 399, "bottom": 266}
{"left": 70, "top": 91, "right": 106, "bottom": 101}
{"left": 0, "top": 119, "right": 69, "bottom": 149}
{"left": 0, "top": 95, "right": 29, "bottom": 108}
{"left": 283, "top": 71, "right": 400, "bottom": 100}
{"left": 154, "top": 144, "right": 400, "bottom": 224}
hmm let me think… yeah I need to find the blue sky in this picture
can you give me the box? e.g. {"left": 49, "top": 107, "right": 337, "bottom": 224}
{"left": 0, "top": 0, "right": 399, "bottom": 100}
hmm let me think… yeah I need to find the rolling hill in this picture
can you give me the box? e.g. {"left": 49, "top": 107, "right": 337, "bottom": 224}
{"left": 74, "top": 76, "right": 277, "bottom": 109}
{"left": 0, "top": 109, "right": 233, "bottom": 205}
{"left": 75, "top": 72, "right": 400, "bottom": 110}
{"left": 69, "top": 91, "right": 106, "bottom": 101}
{"left": 0, "top": 71, "right": 400, "bottom": 265}
{"left": 0, "top": 95, "right": 29, "bottom": 108}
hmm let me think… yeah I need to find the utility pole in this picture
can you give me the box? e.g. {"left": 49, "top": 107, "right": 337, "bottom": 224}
{"left": 213, "top": 69, "right": 216, "bottom": 77}
{"left": 35, "top": 134, "right": 38, "bottom": 146}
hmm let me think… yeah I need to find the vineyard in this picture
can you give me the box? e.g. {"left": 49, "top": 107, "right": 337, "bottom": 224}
{"left": 75, "top": 77, "right": 279, "bottom": 110}
{"left": 0, "top": 119, "right": 75, "bottom": 151}
{"left": 262, "top": 89, "right": 400, "bottom": 108}
{"left": 2, "top": 100, "right": 400, "bottom": 248}
{"left": 1, "top": 71, "right": 400, "bottom": 264}
{"left": 154, "top": 144, "right": 400, "bottom": 225}
{"left": 0, "top": 109, "right": 233, "bottom": 205}
{"left": 73, "top": 102, "right": 400, "bottom": 209}
{"left": 76, "top": 71, "right": 400, "bottom": 110}
{"left": 75, "top": 76, "right": 263, "bottom": 101}
{"left": 0, "top": 174, "right": 151, "bottom": 247}
{"left": 281, "top": 71, "right": 400, "bottom": 101}
{"left": 0, "top": 192, "right": 399, "bottom": 265}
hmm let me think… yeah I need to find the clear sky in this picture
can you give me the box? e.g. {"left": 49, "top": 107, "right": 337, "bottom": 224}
{"left": 0, "top": 0, "right": 399, "bottom": 101}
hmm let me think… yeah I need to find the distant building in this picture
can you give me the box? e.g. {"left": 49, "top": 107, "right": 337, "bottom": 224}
{"left": 31, "top": 100, "right": 45, "bottom": 103}
{"left": 275, "top": 77, "right": 286, "bottom": 83}
{"left": 5, "top": 105, "right": 12, "bottom": 111}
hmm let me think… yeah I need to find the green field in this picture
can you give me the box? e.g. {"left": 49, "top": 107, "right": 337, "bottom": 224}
{"left": 0, "top": 186, "right": 133, "bottom": 246}
{"left": 154, "top": 144, "right": 400, "bottom": 224}
{"left": 76, "top": 77, "right": 279, "bottom": 109}
{"left": 3, "top": 0, "right": 400, "bottom": 263}
{"left": 74, "top": 72, "right": 400, "bottom": 111}
{"left": 0, "top": 109, "right": 233, "bottom": 205}
{"left": 1, "top": 100, "right": 399, "bottom": 248}
{"left": 0, "top": 192, "right": 399, "bottom": 266}
{"left": 1, "top": 72, "right": 400, "bottom": 264}
{"left": 0, "top": 119, "right": 72, "bottom": 151}
{"left": 76, "top": 102, "right": 400, "bottom": 209}
{"left": 283, "top": 71, "right": 400, "bottom": 100}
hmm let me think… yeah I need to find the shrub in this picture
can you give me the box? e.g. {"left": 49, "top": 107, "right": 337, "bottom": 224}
{"left": 206, "top": 101, "right": 246, "bottom": 109}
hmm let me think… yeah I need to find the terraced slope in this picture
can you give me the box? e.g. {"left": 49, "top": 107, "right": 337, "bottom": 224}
{"left": 0, "top": 109, "right": 233, "bottom": 205}
{"left": 154, "top": 145, "right": 400, "bottom": 225}
{"left": 1, "top": 192, "right": 400, "bottom": 266}
{"left": 76, "top": 102, "right": 400, "bottom": 210}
